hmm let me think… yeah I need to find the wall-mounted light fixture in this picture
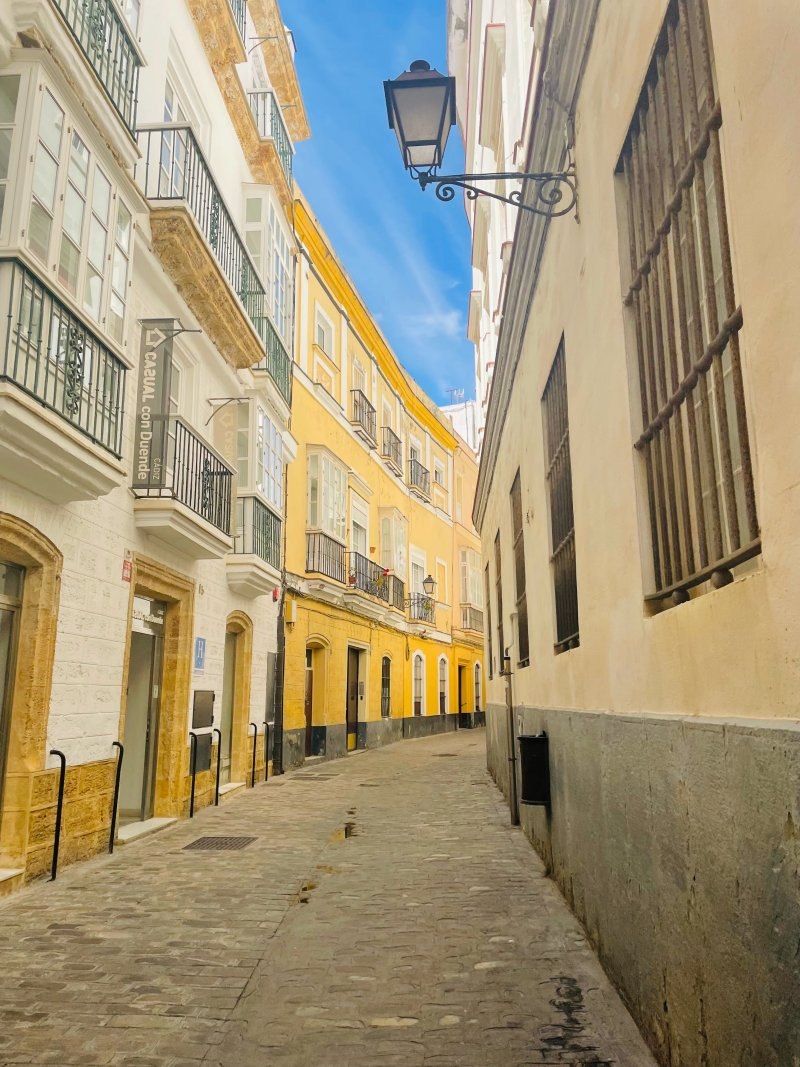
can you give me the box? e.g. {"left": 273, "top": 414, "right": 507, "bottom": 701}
{"left": 384, "top": 60, "right": 576, "bottom": 218}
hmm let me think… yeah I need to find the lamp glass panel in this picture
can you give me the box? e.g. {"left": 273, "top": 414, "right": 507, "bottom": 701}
{"left": 391, "top": 82, "right": 451, "bottom": 165}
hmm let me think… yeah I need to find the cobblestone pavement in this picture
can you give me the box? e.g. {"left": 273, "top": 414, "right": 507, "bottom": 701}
{"left": 0, "top": 732, "right": 656, "bottom": 1067}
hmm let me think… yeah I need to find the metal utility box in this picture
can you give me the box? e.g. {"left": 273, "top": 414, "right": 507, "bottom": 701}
{"left": 518, "top": 731, "right": 551, "bottom": 807}
{"left": 194, "top": 733, "right": 212, "bottom": 772}
{"left": 192, "top": 690, "right": 215, "bottom": 729}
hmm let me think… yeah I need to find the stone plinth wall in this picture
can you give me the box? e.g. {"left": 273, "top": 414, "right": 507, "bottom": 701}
{"left": 485, "top": 704, "right": 800, "bottom": 1066}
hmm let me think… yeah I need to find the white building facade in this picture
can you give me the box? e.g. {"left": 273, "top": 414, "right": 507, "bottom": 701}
{"left": 0, "top": 0, "right": 308, "bottom": 889}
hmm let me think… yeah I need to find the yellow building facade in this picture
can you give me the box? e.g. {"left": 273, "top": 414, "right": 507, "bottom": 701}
{"left": 280, "top": 198, "right": 484, "bottom": 767}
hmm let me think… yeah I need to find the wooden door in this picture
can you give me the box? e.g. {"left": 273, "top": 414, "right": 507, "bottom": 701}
{"left": 304, "top": 649, "right": 313, "bottom": 757}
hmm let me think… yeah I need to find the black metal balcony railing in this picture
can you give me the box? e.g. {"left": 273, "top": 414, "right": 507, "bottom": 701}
{"left": 247, "top": 91, "right": 293, "bottom": 186}
{"left": 408, "top": 457, "right": 431, "bottom": 497}
{"left": 253, "top": 316, "right": 292, "bottom": 404}
{"left": 461, "top": 605, "right": 484, "bottom": 632}
{"left": 227, "top": 0, "right": 246, "bottom": 42}
{"left": 133, "top": 416, "right": 233, "bottom": 534}
{"left": 1, "top": 257, "right": 126, "bottom": 456}
{"left": 306, "top": 531, "right": 346, "bottom": 584}
{"left": 53, "top": 0, "right": 141, "bottom": 135}
{"left": 389, "top": 574, "right": 405, "bottom": 612}
{"left": 137, "top": 125, "right": 291, "bottom": 400}
{"left": 381, "top": 426, "right": 402, "bottom": 472}
{"left": 409, "top": 593, "right": 435, "bottom": 623}
{"left": 348, "top": 552, "right": 389, "bottom": 603}
{"left": 234, "top": 494, "right": 281, "bottom": 569}
{"left": 350, "top": 389, "right": 376, "bottom": 444}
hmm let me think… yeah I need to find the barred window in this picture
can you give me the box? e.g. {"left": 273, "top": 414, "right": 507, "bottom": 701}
{"left": 484, "top": 562, "right": 494, "bottom": 679}
{"left": 494, "top": 531, "right": 505, "bottom": 666}
{"left": 543, "top": 340, "right": 579, "bottom": 652}
{"left": 510, "top": 470, "right": 529, "bottom": 666}
{"left": 618, "top": 0, "right": 758, "bottom": 602}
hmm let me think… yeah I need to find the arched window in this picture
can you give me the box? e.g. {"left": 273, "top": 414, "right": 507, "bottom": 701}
{"left": 413, "top": 653, "right": 424, "bottom": 716}
{"left": 381, "top": 656, "right": 391, "bottom": 718}
{"left": 438, "top": 656, "right": 448, "bottom": 714}
{"left": 474, "top": 662, "right": 482, "bottom": 712}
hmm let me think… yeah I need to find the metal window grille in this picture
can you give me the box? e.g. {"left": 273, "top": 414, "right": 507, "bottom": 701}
{"left": 619, "top": 0, "right": 758, "bottom": 601}
{"left": 510, "top": 470, "right": 529, "bottom": 665}
{"left": 380, "top": 656, "right": 390, "bottom": 717}
{"left": 543, "top": 341, "right": 579, "bottom": 651}
{"left": 484, "top": 563, "right": 494, "bottom": 679}
{"left": 494, "top": 531, "right": 505, "bottom": 664}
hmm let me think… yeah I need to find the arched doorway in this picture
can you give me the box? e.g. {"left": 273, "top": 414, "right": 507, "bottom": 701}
{"left": 220, "top": 612, "right": 253, "bottom": 786}
{"left": 0, "top": 514, "right": 62, "bottom": 869}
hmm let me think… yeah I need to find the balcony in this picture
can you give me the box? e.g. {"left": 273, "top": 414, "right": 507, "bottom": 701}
{"left": 461, "top": 605, "right": 484, "bottom": 632}
{"left": 248, "top": 91, "right": 293, "bottom": 190}
{"left": 347, "top": 553, "right": 389, "bottom": 603}
{"left": 252, "top": 316, "right": 292, "bottom": 406}
{"left": 408, "top": 457, "right": 431, "bottom": 500}
{"left": 51, "top": 0, "right": 141, "bottom": 136}
{"left": 306, "top": 531, "right": 346, "bottom": 584}
{"left": 350, "top": 390, "right": 377, "bottom": 447}
{"left": 381, "top": 426, "right": 402, "bottom": 476}
{"left": 0, "top": 257, "right": 126, "bottom": 502}
{"left": 388, "top": 574, "right": 405, "bottom": 612}
{"left": 132, "top": 416, "right": 234, "bottom": 559}
{"left": 227, "top": 494, "right": 282, "bottom": 597}
{"left": 136, "top": 125, "right": 271, "bottom": 372}
{"left": 409, "top": 593, "right": 435, "bottom": 624}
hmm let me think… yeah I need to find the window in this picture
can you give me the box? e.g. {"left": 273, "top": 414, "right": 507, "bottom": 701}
{"left": 438, "top": 657, "right": 447, "bottom": 714}
{"left": 485, "top": 563, "right": 493, "bottom": 679}
{"left": 474, "top": 663, "right": 482, "bottom": 712}
{"left": 351, "top": 494, "right": 368, "bottom": 556}
{"left": 28, "top": 90, "right": 132, "bottom": 341}
{"left": 352, "top": 357, "right": 366, "bottom": 394}
{"left": 29, "top": 91, "right": 64, "bottom": 262}
{"left": 123, "top": 0, "right": 141, "bottom": 31}
{"left": 308, "top": 452, "right": 346, "bottom": 541}
{"left": 315, "top": 308, "right": 334, "bottom": 356}
{"left": 435, "top": 560, "right": 447, "bottom": 604}
{"left": 543, "top": 341, "right": 579, "bottom": 651}
{"left": 382, "top": 399, "right": 392, "bottom": 431}
{"left": 380, "top": 510, "right": 407, "bottom": 579}
{"left": 159, "top": 81, "right": 188, "bottom": 198}
{"left": 456, "top": 473, "right": 464, "bottom": 523}
{"left": 433, "top": 461, "right": 445, "bottom": 488}
{"left": 381, "top": 656, "right": 391, "bottom": 717}
{"left": 0, "top": 76, "right": 20, "bottom": 229}
{"left": 236, "top": 400, "right": 249, "bottom": 486}
{"left": 413, "top": 653, "right": 425, "bottom": 715}
{"left": 460, "top": 548, "right": 482, "bottom": 606}
{"left": 270, "top": 203, "right": 291, "bottom": 341}
{"left": 410, "top": 555, "right": 426, "bottom": 595}
{"left": 244, "top": 194, "right": 293, "bottom": 344}
{"left": 510, "top": 470, "right": 529, "bottom": 665}
{"left": 494, "top": 531, "right": 504, "bottom": 666}
{"left": 256, "top": 406, "right": 283, "bottom": 510}
{"left": 617, "top": 0, "right": 758, "bottom": 600}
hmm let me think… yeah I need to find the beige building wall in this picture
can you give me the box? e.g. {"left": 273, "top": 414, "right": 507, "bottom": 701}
{"left": 466, "top": 0, "right": 800, "bottom": 1062}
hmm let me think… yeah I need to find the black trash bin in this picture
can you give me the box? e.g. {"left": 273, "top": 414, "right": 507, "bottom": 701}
{"left": 518, "top": 732, "right": 550, "bottom": 807}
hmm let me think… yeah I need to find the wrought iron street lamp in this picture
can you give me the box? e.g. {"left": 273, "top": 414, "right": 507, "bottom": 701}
{"left": 384, "top": 60, "right": 576, "bottom": 218}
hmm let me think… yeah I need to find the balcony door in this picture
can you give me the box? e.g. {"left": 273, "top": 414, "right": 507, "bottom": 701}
{"left": 0, "top": 563, "right": 23, "bottom": 820}
{"left": 159, "top": 81, "right": 188, "bottom": 198}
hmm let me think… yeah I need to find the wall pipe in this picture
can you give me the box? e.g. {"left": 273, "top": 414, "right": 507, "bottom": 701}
{"left": 49, "top": 749, "right": 66, "bottom": 881}
{"left": 108, "top": 741, "right": 124, "bottom": 853}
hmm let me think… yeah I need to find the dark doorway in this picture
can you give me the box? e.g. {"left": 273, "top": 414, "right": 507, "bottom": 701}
{"left": 346, "top": 647, "right": 360, "bottom": 751}
{"left": 304, "top": 648, "right": 313, "bottom": 756}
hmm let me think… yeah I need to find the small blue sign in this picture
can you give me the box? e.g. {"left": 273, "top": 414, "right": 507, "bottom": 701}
{"left": 194, "top": 636, "right": 206, "bottom": 673}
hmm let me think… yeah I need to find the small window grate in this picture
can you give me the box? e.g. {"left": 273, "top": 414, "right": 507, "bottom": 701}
{"left": 183, "top": 836, "right": 257, "bottom": 851}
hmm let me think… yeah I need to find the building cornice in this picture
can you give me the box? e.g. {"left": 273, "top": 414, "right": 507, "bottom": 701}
{"left": 472, "top": 0, "right": 601, "bottom": 531}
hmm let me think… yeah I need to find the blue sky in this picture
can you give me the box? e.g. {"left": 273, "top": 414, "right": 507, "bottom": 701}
{"left": 282, "top": 0, "right": 475, "bottom": 404}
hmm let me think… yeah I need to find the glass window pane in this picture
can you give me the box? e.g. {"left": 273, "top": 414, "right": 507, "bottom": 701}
{"left": 246, "top": 197, "right": 262, "bottom": 223}
{"left": 115, "top": 202, "right": 132, "bottom": 252}
{"left": 32, "top": 147, "right": 58, "bottom": 211}
{"left": 112, "top": 247, "right": 128, "bottom": 294}
{"left": 28, "top": 201, "right": 52, "bottom": 260}
{"left": 0, "top": 75, "right": 20, "bottom": 124}
{"left": 92, "top": 169, "right": 111, "bottom": 222}
{"left": 58, "top": 236, "right": 80, "bottom": 293}
{"left": 108, "top": 293, "right": 124, "bottom": 342}
{"left": 87, "top": 216, "right": 107, "bottom": 269}
{"left": 39, "top": 93, "right": 64, "bottom": 157}
{"left": 83, "top": 265, "right": 103, "bottom": 318}
{"left": 63, "top": 185, "right": 85, "bottom": 243}
{"left": 68, "top": 133, "right": 89, "bottom": 193}
{"left": 0, "top": 129, "right": 11, "bottom": 180}
{"left": 0, "top": 562, "right": 23, "bottom": 599}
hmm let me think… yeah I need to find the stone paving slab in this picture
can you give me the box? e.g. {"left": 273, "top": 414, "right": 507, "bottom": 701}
{"left": 0, "top": 732, "right": 656, "bottom": 1067}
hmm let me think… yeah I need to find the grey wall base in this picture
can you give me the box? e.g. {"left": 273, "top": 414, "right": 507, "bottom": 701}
{"left": 281, "top": 728, "right": 306, "bottom": 771}
{"left": 401, "top": 713, "right": 459, "bottom": 739}
{"left": 485, "top": 703, "right": 800, "bottom": 1067}
{"left": 358, "top": 717, "right": 403, "bottom": 749}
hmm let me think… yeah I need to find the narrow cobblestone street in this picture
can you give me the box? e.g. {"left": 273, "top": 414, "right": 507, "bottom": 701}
{"left": 0, "top": 733, "right": 655, "bottom": 1067}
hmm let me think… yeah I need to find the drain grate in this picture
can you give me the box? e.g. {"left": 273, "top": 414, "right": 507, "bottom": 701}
{"left": 183, "top": 836, "right": 256, "bottom": 851}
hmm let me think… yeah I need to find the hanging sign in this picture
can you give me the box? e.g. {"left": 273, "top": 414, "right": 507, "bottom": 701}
{"left": 134, "top": 319, "right": 177, "bottom": 490}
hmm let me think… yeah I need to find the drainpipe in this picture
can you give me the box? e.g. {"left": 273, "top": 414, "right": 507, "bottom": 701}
{"left": 502, "top": 647, "right": 519, "bottom": 826}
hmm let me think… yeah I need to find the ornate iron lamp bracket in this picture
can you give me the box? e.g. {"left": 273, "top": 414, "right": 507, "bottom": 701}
{"left": 413, "top": 166, "right": 577, "bottom": 218}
